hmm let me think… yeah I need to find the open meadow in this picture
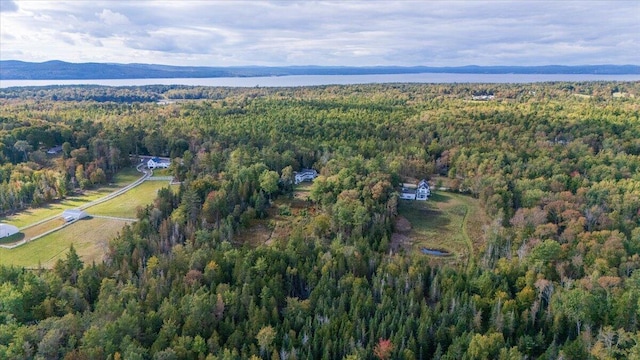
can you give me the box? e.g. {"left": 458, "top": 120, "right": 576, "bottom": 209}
{"left": 0, "top": 167, "right": 142, "bottom": 228}
{"left": 0, "top": 169, "right": 165, "bottom": 267}
{"left": 0, "top": 217, "right": 128, "bottom": 268}
{"left": 397, "top": 191, "right": 489, "bottom": 267}
{"left": 87, "top": 180, "right": 175, "bottom": 218}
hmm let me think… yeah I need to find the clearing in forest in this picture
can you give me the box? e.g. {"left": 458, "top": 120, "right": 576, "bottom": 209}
{"left": 0, "top": 167, "right": 142, "bottom": 228}
{"left": 0, "top": 217, "right": 128, "bottom": 268}
{"left": 236, "top": 183, "right": 315, "bottom": 246}
{"left": 88, "top": 181, "right": 175, "bottom": 218}
{"left": 396, "top": 192, "right": 489, "bottom": 267}
{"left": 0, "top": 168, "right": 171, "bottom": 268}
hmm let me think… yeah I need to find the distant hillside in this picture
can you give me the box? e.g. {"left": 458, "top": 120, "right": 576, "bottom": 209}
{"left": 1, "top": 60, "right": 638, "bottom": 80}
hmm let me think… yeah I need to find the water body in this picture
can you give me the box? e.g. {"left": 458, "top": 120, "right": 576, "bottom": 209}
{"left": 1, "top": 73, "right": 639, "bottom": 88}
{"left": 421, "top": 248, "right": 451, "bottom": 257}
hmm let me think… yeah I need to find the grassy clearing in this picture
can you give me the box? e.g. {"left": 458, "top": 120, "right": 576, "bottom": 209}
{"left": 0, "top": 218, "right": 65, "bottom": 246}
{"left": 397, "top": 192, "right": 489, "bottom": 267}
{"left": 151, "top": 168, "right": 172, "bottom": 176}
{"left": 0, "top": 167, "right": 143, "bottom": 228}
{"left": 87, "top": 181, "right": 174, "bottom": 218}
{"left": 0, "top": 217, "right": 127, "bottom": 268}
{"left": 236, "top": 193, "right": 314, "bottom": 247}
{"left": 22, "top": 218, "right": 66, "bottom": 239}
{"left": 0, "top": 232, "right": 24, "bottom": 245}
{"left": 293, "top": 182, "right": 313, "bottom": 200}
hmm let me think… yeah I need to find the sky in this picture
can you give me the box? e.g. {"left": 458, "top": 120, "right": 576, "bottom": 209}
{"left": 0, "top": 0, "right": 638, "bottom": 67}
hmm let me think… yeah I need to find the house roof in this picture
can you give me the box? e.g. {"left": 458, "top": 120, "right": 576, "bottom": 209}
{"left": 62, "top": 209, "right": 87, "bottom": 217}
{"left": 47, "top": 145, "right": 63, "bottom": 153}
{"left": 0, "top": 223, "right": 19, "bottom": 232}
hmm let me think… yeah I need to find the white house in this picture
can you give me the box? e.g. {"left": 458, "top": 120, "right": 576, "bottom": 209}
{"left": 47, "top": 145, "right": 63, "bottom": 155}
{"left": 400, "top": 187, "right": 418, "bottom": 200}
{"left": 62, "top": 209, "right": 88, "bottom": 222}
{"left": 416, "top": 179, "right": 430, "bottom": 200}
{"left": 399, "top": 179, "right": 431, "bottom": 201}
{"left": 0, "top": 224, "right": 19, "bottom": 238}
{"left": 147, "top": 157, "right": 170, "bottom": 169}
{"left": 295, "top": 169, "right": 318, "bottom": 184}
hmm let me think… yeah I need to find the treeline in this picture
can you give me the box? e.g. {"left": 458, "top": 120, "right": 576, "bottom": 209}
{"left": 0, "top": 113, "right": 133, "bottom": 214}
{"left": 0, "top": 82, "right": 639, "bottom": 359}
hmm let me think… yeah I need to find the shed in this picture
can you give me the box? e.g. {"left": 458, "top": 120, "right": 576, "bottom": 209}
{"left": 0, "top": 224, "right": 19, "bottom": 238}
{"left": 62, "top": 209, "right": 88, "bottom": 222}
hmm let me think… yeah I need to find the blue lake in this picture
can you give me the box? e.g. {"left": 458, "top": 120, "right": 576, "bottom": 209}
{"left": 1, "top": 73, "right": 639, "bottom": 88}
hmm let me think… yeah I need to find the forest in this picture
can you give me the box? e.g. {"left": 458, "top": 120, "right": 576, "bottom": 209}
{"left": 0, "top": 81, "right": 639, "bottom": 359}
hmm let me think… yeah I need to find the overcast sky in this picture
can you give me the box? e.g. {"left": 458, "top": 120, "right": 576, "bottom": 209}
{"left": 1, "top": 0, "right": 638, "bottom": 66}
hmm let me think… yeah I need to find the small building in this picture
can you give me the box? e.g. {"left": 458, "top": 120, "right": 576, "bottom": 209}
{"left": 0, "top": 224, "right": 19, "bottom": 238}
{"left": 147, "top": 157, "right": 170, "bottom": 169}
{"left": 62, "top": 209, "right": 88, "bottom": 222}
{"left": 295, "top": 169, "right": 318, "bottom": 184}
{"left": 472, "top": 94, "right": 495, "bottom": 101}
{"left": 47, "top": 145, "right": 63, "bottom": 155}
{"left": 399, "top": 179, "right": 431, "bottom": 201}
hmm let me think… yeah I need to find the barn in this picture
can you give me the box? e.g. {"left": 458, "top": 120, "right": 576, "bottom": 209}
{"left": 62, "top": 209, "right": 88, "bottom": 222}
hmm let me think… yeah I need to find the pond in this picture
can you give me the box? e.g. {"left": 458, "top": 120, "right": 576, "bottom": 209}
{"left": 421, "top": 247, "right": 451, "bottom": 256}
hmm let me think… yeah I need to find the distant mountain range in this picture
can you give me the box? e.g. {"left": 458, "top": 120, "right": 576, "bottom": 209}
{"left": 1, "top": 60, "right": 638, "bottom": 80}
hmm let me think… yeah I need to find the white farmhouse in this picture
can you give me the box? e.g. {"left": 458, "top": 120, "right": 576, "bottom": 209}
{"left": 416, "top": 179, "right": 430, "bottom": 200}
{"left": 399, "top": 179, "right": 431, "bottom": 201}
{"left": 47, "top": 145, "right": 63, "bottom": 155}
{"left": 0, "top": 224, "right": 19, "bottom": 238}
{"left": 294, "top": 169, "right": 318, "bottom": 184}
{"left": 147, "top": 157, "right": 170, "bottom": 169}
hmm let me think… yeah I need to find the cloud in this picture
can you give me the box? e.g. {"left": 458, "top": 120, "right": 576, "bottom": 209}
{"left": 97, "top": 9, "right": 130, "bottom": 26}
{"left": 0, "top": 1, "right": 638, "bottom": 66}
{"left": 0, "top": 0, "right": 18, "bottom": 12}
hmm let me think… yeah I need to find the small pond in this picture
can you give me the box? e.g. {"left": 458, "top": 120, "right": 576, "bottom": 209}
{"left": 421, "top": 247, "right": 451, "bottom": 256}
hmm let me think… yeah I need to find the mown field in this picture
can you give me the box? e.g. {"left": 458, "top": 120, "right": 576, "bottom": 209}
{"left": 397, "top": 191, "right": 489, "bottom": 267}
{"left": 87, "top": 180, "right": 175, "bottom": 218}
{"left": 0, "top": 167, "right": 142, "bottom": 228}
{"left": 0, "top": 168, "right": 160, "bottom": 268}
{"left": 0, "top": 217, "right": 128, "bottom": 268}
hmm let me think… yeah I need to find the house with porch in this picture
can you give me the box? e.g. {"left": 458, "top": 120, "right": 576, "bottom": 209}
{"left": 294, "top": 169, "right": 318, "bottom": 184}
{"left": 399, "top": 179, "right": 431, "bottom": 201}
{"left": 147, "top": 157, "right": 170, "bottom": 169}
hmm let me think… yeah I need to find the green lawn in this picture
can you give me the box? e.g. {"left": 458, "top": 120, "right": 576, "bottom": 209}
{"left": 0, "top": 232, "right": 24, "bottom": 245}
{"left": 87, "top": 181, "right": 175, "bottom": 218}
{"left": 398, "top": 192, "right": 489, "bottom": 267}
{"left": 0, "top": 217, "right": 128, "bottom": 268}
{"left": 151, "top": 168, "right": 172, "bottom": 176}
{"left": 0, "top": 167, "right": 143, "bottom": 228}
{"left": 0, "top": 218, "right": 65, "bottom": 245}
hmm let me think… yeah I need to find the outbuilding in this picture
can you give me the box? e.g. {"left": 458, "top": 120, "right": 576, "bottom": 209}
{"left": 62, "top": 209, "right": 88, "bottom": 222}
{"left": 0, "top": 224, "right": 19, "bottom": 238}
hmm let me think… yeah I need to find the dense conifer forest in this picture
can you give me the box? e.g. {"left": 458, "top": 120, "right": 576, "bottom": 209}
{"left": 1, "top": 82, "right": 639, "bottom": 359}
